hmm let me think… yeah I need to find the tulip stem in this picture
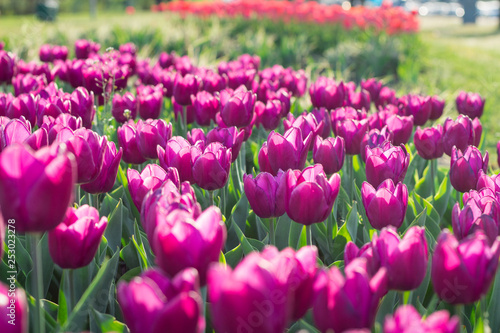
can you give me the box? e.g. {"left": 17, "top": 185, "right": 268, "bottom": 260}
{"left": 480, "top": 297, "right": 489, "bottom": 331}
{"left": 347, "top": 155, "right": 354, "bottom": 202}
{"left": 306, "top": 225, "right": 312, "bottom": 246}
{"left": 75, "top": 185, "right": 80, "bottom": 206}
{"left": 29, "top": 233, "right": 46, "bottom": 333}
{"left": 456, "top": 190, "right": 462, "bottom": 208}
{"left": 455, "top": 304, "right": 464, "bottom": 329}
{"left": 208, "top": 190, "right": 214, "bottom": 207}
{"left": 268, "top": 218, "right": 276, "bottom": 245}
{"left": 430, "top": 159, "right": 437, "bottom": 201}
{"left": 67, "top": 269, "right": 75, "bottom": 313}
{"left": 94, "top": 194, "right": 100, "bottom": 212}
{"left": 182, "top": 106, "right": 187, "bottom": 135}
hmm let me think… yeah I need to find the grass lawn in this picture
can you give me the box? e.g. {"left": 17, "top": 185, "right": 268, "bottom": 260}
{"left": 0, "top": 11, "right": 499, "bottom": 156}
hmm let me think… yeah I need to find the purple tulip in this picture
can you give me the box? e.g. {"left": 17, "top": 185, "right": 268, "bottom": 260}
{"left": 220, "top": 86, "right": 256, "bottom": 128}
{"left": 0, "top": 281, "right": 28, "bottom": 333}
{"left": 70, "top": 87, "right": 95, "bottom": 129}
{"left": 117, "top": 121, "right": 147, "bottom": 165}
{"left": 335, "top": 118, "right": 369, "bottom": 155}
{"left": 191, "top": 91, "right": 220, "bottom": 126}
{"left": 56, "top": 127, "right": 107, "bottom": 184}
{"left": 201, "top": 70, "right": 226, "bottom": 94}
{"left": 361, "top": 180, "right": 408, "bottom": 230}
{"left": 345, "top": 87, "right": 371, "bottom": 111}
{"left": 472, "top": 117, "right": 482, "bottom": 147}
{"left": 112, "top": 92, "right": 137, "bottom": 123}
{"left": 75, "top": 39, "right": 99, "bottom": 59}
{"left": 432, "top": 230, "right": 500, "bottom": 304}
{"left": 450, "top": 146, "right": 488, "bottom": 193}
{"left": 0, "top": 119, "right": 31, "bottom": 150}
{"left": 414, "top": 125, "right": 444, "bottom": 160}
{"left": 173, "top": 74, "right": 200, "bottom": 106}
{"left": 226, "top": 68, "right": 256, "bottom": 90}
{"left": 128, "top": 164, "right": 176, "bottom": 211}
{"left": 360, "top": 78, "right": 382, "bottom": 103}
{"left": 244, "top": 171, "right": 286, "bottom": 219}
{"left": 311, "top": 108, "right": 332, "bottom": 138}
{"left": 206, "top": 126, "right": 244, "bottom": 162}
{"left": 52, "top": 45, "right": 68, "bottom": 61}
{"left": 6, "top": 94, "right": 37, "bottom": 127}
{"left": 442, "top": 115, "right": 475, "bottom": 156}
{"left": 118, "top": 268, "right": 204, "bottom": 333}
{"left": 153, "top": 206, "right": 226, "bottom": 285}
{"left": 374, "top": 226, "right": 428, "bottom": 290}
{"left": 264, "top": 127, "right": 313, "bottom": 176}
{"left": 331, "top": 107, "right": 367, "bottom": 133}
{"left": 192, "top": 142, "right": 232, "bottom": 191}
{"left": 284, "top": 165, "right": 341, "bottom": 225}
{"left": 375, "top": 86, "right": 397, "bottom": 108}
{"left": 0, "top": 51, "right": 15, "bottom": 85}
{"left": 456, "top": 91, "right": 485, "bottom": 119}
{"left": 136, "top": 84, "right": 163, "bottom": 120}
{"left": 208, "top": 251, "right": 290, "bottom": 333}
{"left": 398, "top": 94, "right": 431, "bottom": 126}
{"left": 48, "top": 205, "right": 107, "bottom": 269}
{"left": 359, "top": 126, "right": 393, "bottom": 162}
{"left": 313, "top": 258, "right": 388, "bottom": 333}
{"left": 258, "top": 141, "right": 273, "bottom": 174}
{"left": 255, "top": 99, "right": 282, "bottom": 131}
{"left": 187, "top": 128, "right": 206, "bottom": 146}
{"left": 81, "top": 142, "right": 123, "bottom": 194}
{"left": 384, "top": 305, "right": 459, "bottom": 333}
{"left": 283, "top": 113, "right": 325, "bottom": 149}
{"left": 365, "top": 143, "right": 410, "bottom": 188}
{"left": 429, "top": 95, "right": 445, "bottom": 120}
{"left": 313, "top": 136, "right": 345, "bottom": 175}
{"left": 0, "top": 144, "right": 76, "bottom": 233}
{"left": 136, "top": 119, "right": 172, "bottom": 160}
{"left": 158, "top": 136, "right": 203, "bottom": 184}
{"left": 309, "top": 77, "right": 345, "bottom": 110}
{"left": 39, "top": 44, "right": 53, "bottom": 62}
{"left": 385, "top": 114, "right": 414, "bottom": 146}
{"left": 172, "top": 97, "right": 196, "bottom": 125}
{"left": 0, "top": 92, "right": 14, "bottom": 116}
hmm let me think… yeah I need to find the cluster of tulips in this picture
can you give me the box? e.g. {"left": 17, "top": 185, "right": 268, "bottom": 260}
{"left": 0, "top": 36, "right": 499, "bottom": 333}
{"left": 154, "top": 0, "right": 419, "bottom": 35}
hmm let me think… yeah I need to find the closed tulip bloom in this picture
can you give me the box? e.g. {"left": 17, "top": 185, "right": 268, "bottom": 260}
{"left": 365, "top": 143, "right": 410, "bottom": 188}
{"left": 432, "top": 230, "right": 500, "bottom": 304}
{"left": 386, "top": 114, "right": 414, "bottom": 146}
{"left": 429, "top": 95, "right": 445, "bottom": 120}
{"left": 258, "top": 141, "right": 273, "bottom": 174}
{"left": 75, "top": 39, "right": 99, "bottom": 59}
{"left": 48, "top": 205, "right": 107, "bottom": 269}
{"left": 192, "top": 142, "right": 232, "bottom": 191}
{"left": 374, "top": 226, "right": 428, "bottom": 290}
{"left": 0, "top": 144, "right": 76, "bottom": 233}
{"left": 6, "top": 94, "right": 37, "bottom": 127}
{"left": 0, "top": 119, "right": 31, "bottom": 150}
{"left": 414, "top": 125, "right": 444, "bottom": 160}
{"left": 0, "top": 51, "right": 15, "bottom": 84}
{"left": 311, "top": 107, "right": 332, "bottom": 138}
{"left": 154, "top": 206, "right": 226, "bottom": 285}
{"left": 202, "top": 70, "right": 226, "bottom": 94}
{"left": 187, "top": 128, "right": 206, "bottom": 146}
{"left": 265, "top": 127, "right": 312, "bottom": 176}
{"left": 191, "top": 91, "right": 220, "bottom": 126}
{"left": 0, "top": 281, "right": 28, "bottom": 333}
{"left": 117, "top": 121, "right": 147, "bottom": 165}
{"left": 375, "top": 86, "right": 397, "bottom": 108}
{"left": 137, "top": 84, "right": 163, "bottom": 120}
{"left": 244, "top": 171, "right": 286, "bottom": 219}
{"left": 158, "top": 136, "right": 203, "bottom": 184}
{"left": 384, "top": 305, "right": 459, "bottom": 333}
{"left": 173, "top": 74, "right": 200, "bottom": 106}
{"left": 112, "top": 92, "right": 137, "bottom": 123}
{"left": 456, "top": 91, "right": 485, "bottom": 119}
{"left": 56, "top": 128, "right": 107, "bottom": 184}
{"left": 255, "top": 100, "right": 282, "bottom": 131}
{"left": 128, "top": 164, "right": 176, "bottom": 211}
{"left": 51, "top": 45, "right": 68, "bottom": 61}
{"left": 335, "top": 118, "right": 369, "bottom": 155}
{"left": 118, "top": 268, "right": 204, "bottom": 333}
{"left": 283, "top": 113, "right": 325, "bottom": 149}
{"left": 331, "top": 107, "right": 367, "bottom": 133}
{"left": 450, "top": 146, "right": 488, "bottom": 193}
{"left": 398, "top": 94, "right": 431, "bottom": 126}
{"left": 220, "top": 86, "right": 256, "bottom": 128}
{"left": 477, "top": 170, "right": 500, "bottom": 194}
{"left": 359, "top": 126, "right": 393, "bottom": 162}
{"left": 0, "top": 92, "right": 14, "bottom": 116}
{"left": 345, "top": 88, "right": 371, "bottom": 111}
{"left": 442, "top": 115, "right": 475, "bottom": 156}
{"left": 136, "top": 119, "right": 172, "bottom": 159}
{"left": 360, "top": 78, "right": 383, "bottom": 103}
{"left": 284, "top": 165, "right": 341, "bottom": 225}
{"left": 313, "top": 258, "right": 388, "bottom": 333}
{"left": 472, "top": 117, "right": 482, "bottom": 147}
{"left": 39, "top": 45, "right": 53, "bottom": 62}
{"left": 70, "top": 87, "right": 95, "bottom": 129}
{"left": 81, "top": 142, "right": 123, "bottom": 194}
{"left": 361, "top": 180, "right": 408, "bottom": 230}
{"left": 313, "top": 136, "right": 345, "bottom": 175}
{"left": 206, "top": 126, "right": 244, "bottom": 162}
{"left": 208, "top": 252, "right": 290, "bottom": 333}
{"left": 309, "top": 77, "right": 345, "bottom": 110}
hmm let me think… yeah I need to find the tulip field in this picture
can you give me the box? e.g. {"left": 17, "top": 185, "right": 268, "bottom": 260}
{"left": 1, "top": 2, "right": 500, "bottom": 333}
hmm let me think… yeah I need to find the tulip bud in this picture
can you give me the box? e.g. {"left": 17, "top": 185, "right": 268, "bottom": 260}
{"left": 313, "top": 136, "right": 345, "bottom": 175}
{"left": 192, "top": 142, "right": 232, "bottom": 191}
{"left": 154, "top": 206, "right": 226, "bottom": 285}
{"left": 472, "top": 117, "right": 482, "bottom": 147}
{"left": 173, "top": 74, "right": 200, "bottom": 106}
{"left": 311, "top": 107, "right": 332, "bottom": 138}
{"left": 398, "top": 94, "right": 431, "bottom": 126}
{"left": 117, "top": 121, "right": 147, "bottom": 165}
{"left": 70, "top": 87, "right": 95, "bottom": 129}
{"left": 258, "top": 141, "right": 273, "bottom": 174}
{"left": 432, "top": 230, "right": 500, "bottom": 304}
{"left": 255, "top": 100, "right": 282, "bottom": 131}
{"left": 360, "top": 78, "right": 382, "bottom": 103}
{"left": 283, "top": 113, "right": 325, "bottom": 149}
{"left": 374, "top": 226, "right": 428, "bottom": 290}
{"left": 442, "top": 115, "right": 475, "bottom": 156}
{"left": 136, "top": 119, "right": 172, "bottom": 160}
{"left": 414, "top": 125, "right": 444, "bottom": 160}
{"left": 0, "top": 144, "right": 76, "bottom": 233}
{"left": 206, "top": 126, "right": 244, "bottom": 162}
{"left": 244, "top": 171, "right": 286, "bottom": 219}
{"left": 284, "top": 165, "right": 341, "bottom": 225}
{"left": 6, "top": 94, "right": 37, "bottom": 127}
{"left": 158, "top": 136, "right": 203, "bottom": 184}
{"left": 118, "top": 268, "right": 205, "bottom": 333}
{"left": 81, "top": 142, "right": 123, "bottom": 194}
{"left": 0, "top": 51, "right": 15, "bottom": 85}
{"left": 345, "top": 88, "right": 371, "bottom": 111}
{"left": 220, "top": 86, "right": 256, "bottom": 128}
{"left": 375, "top": 86, "right": 397, "bottom": 108}
{"left": 384, "top": 305, "right": 459, "bottom": 333}
{"left": 191, "top": 91, "right": 220, "bottom": 126}
{"left": 429, "top": 95, "right": 445, "bottom": 120}
{"left": 456, "top": 91, "right": 485, "bottom": 119}
{"left": 361, "top": 180, "right": 408, "bottom": 230}
{"left": 137, "top": 84, "right": 163, "bottom": 119}
{"left": 385, "top": 114, "right": 413, "bottom": 146}
{"left": 359, "top": 126, "right": 393, "bottom": 162}
{"left": 112, "top": 92, "right": 137, "bottom": 123}
{"left": 450, "top": 145, "right": 488, "bottom": 193}
{"left": 187, "top": 128, "right": 206, "bottom": 146}
{"left": 128, "top": 164, "right": 177, "bottom": 211}
{"left": 309, "top": 77, "right": 345, "bottom": 110}
{"left": 365, "top": 143, "right": 410, "bottom": 188}
{"left": 0, "top": 281, "right": 28, "bottom": 333}
{"left": 48, "top": 205, "right": 107, "bottom": 269}
{"left": 201, "top": 70, "right": 226, "bottom": 94}
{"left": 265, "top": 127, "right": 313, "bottom": 176}
{"left": 335, "top": 118, "right": 369, "bottom": 155}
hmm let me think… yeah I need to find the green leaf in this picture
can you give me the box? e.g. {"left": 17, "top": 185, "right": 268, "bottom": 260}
{"left": 57, "top": 271, "right": 69, "bottom": 325}
{"left": 331, "top": 220, "right": 352, "bottom": 261}
{"left": 230, "top": 192, "right": 249, "bottom": 233}
{"left": 434, "top": 175, "right": 452, "bottom": 218}
{"left": 104, "top": 198, "right": 125, "bottom": 254}
{"left": 345, "top": 202, "right": 359, "bottom": 243}
{"left": 90, "top": 309, "right": 128, "bottom": 333}
{"left": 15, "top": 236, "right": 32, "bottom": 275}
{"left": 488, "top": 268, "right": 500, "bottom": 332}
{"left": 275, "top": 215, "right": 291, "bottom": 250}
{"left": 375, "top": 291, "right": 397, "bottom": 325}
{"left": 224, "top": 244, "right": 243, "bottom": 268}
{"left": 61, "top": 251, "right": 120, "bottom": 332}
{"left": 232, "top": 222, "right": 255, "bottom": 255}
{"left": 289, "top": 221, "right": 304, "bottom": 250}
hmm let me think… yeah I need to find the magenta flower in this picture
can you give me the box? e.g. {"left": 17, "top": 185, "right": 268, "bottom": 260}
{"left": 450, "top": 145, "right": 488, "bottom": 193}
{"left": 442, "top": 115, "right": 475, "bottom": 156}
{"left": 365, "top": 143, "right": 409, "bottom": 188}
{"left": 117, "top": 121, "right": 147, "bottom": 165}
{"left": 414, "top": 125, "right": 444, "bottom": 160}
{"left": 192, "top": 142, "right": 232, "bottom": 191}
{"left": 335, "top": 118, "right": 369, "bottom": 155}
{"left": 244, "top": 171, "right": 286, "bottom": 219}
{"left": 313, "top": 136, "right": 345, "bottom": 175}
{"left": 136, "top": 118, "right": 172, "bottom": 160}
{"left": 384, "top": 305, "right": 459, "bottom": 333}
{"left": 456, "top": 91, "right": 485, "bottom": 119}
{"left": 81, "top": 141, "right": 123, "bottom": 194}
{"left": 112, "top": 92, "right": 137, "bottom": 123}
